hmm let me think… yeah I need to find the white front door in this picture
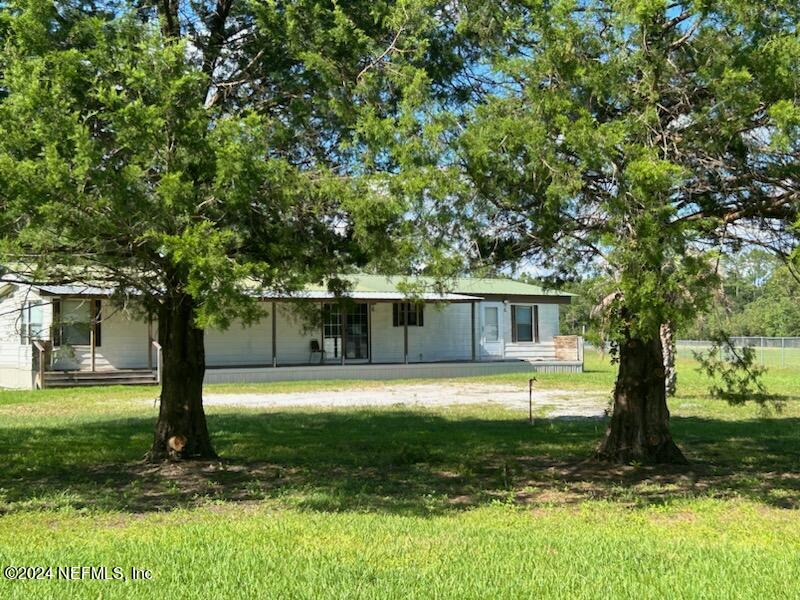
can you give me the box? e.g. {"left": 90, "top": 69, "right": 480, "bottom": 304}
{"left": 480, "top": 302, "right": 504, "bottom": 359}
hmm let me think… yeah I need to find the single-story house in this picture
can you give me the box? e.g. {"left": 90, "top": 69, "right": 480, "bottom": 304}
{"left": 0, "top": 275, "right": 582, "bottom": 389}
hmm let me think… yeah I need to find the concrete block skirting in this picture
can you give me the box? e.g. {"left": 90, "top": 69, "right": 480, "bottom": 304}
{"left": 203, "top": 360, "right": 583, "bottom": 384}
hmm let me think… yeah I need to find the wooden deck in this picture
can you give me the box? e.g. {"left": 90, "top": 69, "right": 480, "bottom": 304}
{"left": 43, "top": 369, "right": 158, "bottom": 388}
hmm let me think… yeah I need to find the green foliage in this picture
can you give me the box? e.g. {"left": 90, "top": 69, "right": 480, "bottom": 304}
{"left": 0, "top": 0, "right": 456, "bottom": 325}
{"left": 682, "top": 251, "right": 800, "bottom": 338}
{"left": 447, "top": 0, "right": 799, "bottom": 348}
{"left": 693, "top": 333, "right": 771, "bottom": 405}
{"left": 554, "top": 277, "right": 609, "bottom": 344}
{"left": 729, "top": 266, "right": 800, "bottom": 337}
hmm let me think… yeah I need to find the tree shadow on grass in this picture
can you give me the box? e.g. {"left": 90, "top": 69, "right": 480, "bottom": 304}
{"left": 1, "top": 409, "right": 799, "bottom": 514}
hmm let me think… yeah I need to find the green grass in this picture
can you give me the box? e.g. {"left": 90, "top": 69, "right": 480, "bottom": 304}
{"left": 0, "top": 351, "right": 799, "bottom": 598}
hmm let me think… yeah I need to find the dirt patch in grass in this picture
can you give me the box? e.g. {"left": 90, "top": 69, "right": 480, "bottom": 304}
{"left": 201, "top": 382, "right": 609, "bottom": 418}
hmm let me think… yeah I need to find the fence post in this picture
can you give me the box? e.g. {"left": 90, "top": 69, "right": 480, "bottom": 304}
{"left": 761, "top": 336, "right": 765, "bottom": 366}
{"left": 782, "top": 337, "right": 786, "bottom": 369}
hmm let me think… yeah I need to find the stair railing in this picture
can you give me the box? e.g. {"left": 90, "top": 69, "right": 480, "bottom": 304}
{"left": 32, "top": 340, "right": 48, "bottom": 390}
{"left": 151, "top": 340, "right": 162, "bottom": 384}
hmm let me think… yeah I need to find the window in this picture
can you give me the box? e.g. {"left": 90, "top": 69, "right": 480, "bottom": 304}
{"left": 511, "top": 305, "right": 539, "bottom": 343}
{"left": 56, "top": 299, "right": 102, "bottom": 347}
{"left": 61, "top": 300, "right": 91, "bottom": 346}
{"left": 20, "top": 302, "right": 44, "bottom": 344}
{"left": 484, "top": 307, "right": 499, "bottom": 341}
{"left": 392, "top": 303, "right": 424, "bottom": 327}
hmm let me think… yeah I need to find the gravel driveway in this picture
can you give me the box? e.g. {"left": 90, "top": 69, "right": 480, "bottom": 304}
{"left": 203, "top": 383, "right": 609, "bottom": 419}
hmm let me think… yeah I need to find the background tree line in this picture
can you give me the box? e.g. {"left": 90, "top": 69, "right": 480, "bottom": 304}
{"left": 557, "top": 250, "right": 800, "bottom": 342}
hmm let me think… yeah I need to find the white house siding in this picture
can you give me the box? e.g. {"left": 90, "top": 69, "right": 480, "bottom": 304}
{"left": 54, "top": 302, "right": 280, "bottom": 370}
{"left": 190, "top": 301, "right": 481, "bottom": 366}
{"left": 55, "top": 301, "right": 302, "bottom": 370}
{"left": 45, "top": 301, "right": 316, "bottom": 370}
{"left": 93, "top": 307, "right": 150, "bottom": 369}
{"left": 273, "top": 302, "right": 317, "bottom": 365}
{"left": 217, "top": 301, "right": 479, "bottom": 366}
{"left": 369, "top": 303, "right": 402, "bottom": 362}
{"left": 187, "top": 302, "right": 337, "bottom": 367}
{"left": 537, "top": 303, "right": 560, "bottom": 341}
{"left": 371, "top": 302, "right": 475, "bottom": 363}
{"left": 205, "top": 309, "right": 273, "bottom": 367}
{"left": 0, "top": 285, "right": 53, "bottom": 388}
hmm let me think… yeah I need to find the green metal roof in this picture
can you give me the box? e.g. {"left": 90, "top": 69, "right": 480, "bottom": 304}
{"left": 315, "top": 274, "right": 571, "bottom": 297}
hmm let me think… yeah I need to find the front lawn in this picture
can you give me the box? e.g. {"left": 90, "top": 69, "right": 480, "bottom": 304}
{"left": 0, "top": 352, "right": 798, "bottom": 598}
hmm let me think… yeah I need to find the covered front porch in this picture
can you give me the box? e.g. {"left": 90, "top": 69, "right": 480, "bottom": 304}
{"left": 29, "top": 288, "right": 582, "bottom": 388}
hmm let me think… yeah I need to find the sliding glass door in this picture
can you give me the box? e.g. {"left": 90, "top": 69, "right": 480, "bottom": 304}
{"left": 322, "top": 303, "right": 369, "bottom": 361}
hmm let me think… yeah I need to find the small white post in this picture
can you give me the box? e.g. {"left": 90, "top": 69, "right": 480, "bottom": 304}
{"left": 271, "top": 301, "right": 277, "bottom": 367}
{"left": 403, "top": 304, "right": 409, "bottom": 365}
{"left": 90, "top": 300, "right": 97, "bottom": 373}
{"left": 147, "top": 316, "right": 153, "bottom": 372}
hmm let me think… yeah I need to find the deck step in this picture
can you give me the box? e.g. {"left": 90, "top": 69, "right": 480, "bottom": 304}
{"left": 43, "top": 369, "right": 158, "bottom": 388}
{"left": 44, "top": 378, "right": 157, "bottom": 388}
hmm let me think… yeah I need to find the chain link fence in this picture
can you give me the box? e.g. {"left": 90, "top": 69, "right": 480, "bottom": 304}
{"left": 677, "top": 337, "right": 800, "bottom": 369}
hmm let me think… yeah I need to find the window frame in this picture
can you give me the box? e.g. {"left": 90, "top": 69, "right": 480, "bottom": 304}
{"left": 392, "top": 302, "right": 424, "bottom": 327}
{"left": 20, "top": 302, "right": 44, "bottom": 345}
{"left": 510, "top": 304, "right": 539, "bottom": 344}
{"left": 54, "top": 298, "right": 102, "bottom": 348}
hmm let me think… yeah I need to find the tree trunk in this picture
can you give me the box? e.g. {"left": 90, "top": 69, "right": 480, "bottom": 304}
{"left": 596, "top": 335, "right": 687, "bottom": 464}
{"left": 148, "top": 294, "right": 216, "bottom": 462}
{"left": 660, "top": 322, "right": 677, "bottom": 397}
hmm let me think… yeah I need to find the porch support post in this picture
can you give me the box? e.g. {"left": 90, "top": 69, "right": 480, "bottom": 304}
{"left": 320, "top": 301, "right": 325, "bottom": 365}
{"left": 341, "top": 304, "right": 347, "bottom": 366}
{"left": 368, "top": 302, "right": 373, "bottom": 364}
{"left": 471, "top": 301, "right": 476, "bottom": 361}
{"left": 147, "top": 314, "right": 153, "bottom": 371}
{"left": 403, "top": 304, "right": 409, "bottom": 364}
{"left": 271, "top": 301, "right": 277, "bottom": 367}
{"left": 90, "top": 299, "right": 97, "bottom": 373}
